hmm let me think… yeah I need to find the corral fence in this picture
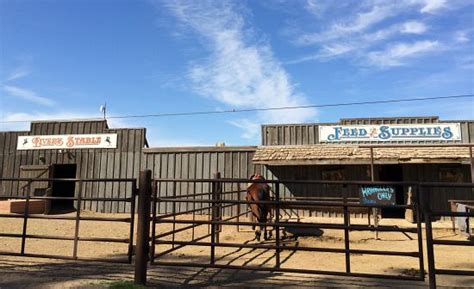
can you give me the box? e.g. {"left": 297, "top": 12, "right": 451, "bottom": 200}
{"left": 149, "top": 173, "right": 426, "bottom": 282}
{"left": 0, "top": 177, "right": 137, "bottom": 263}
{"left": 420, "top": 182, "right": 474, "bottom": 288}
{"left": 0, "top": 172, "right": 473, "bottom": 289}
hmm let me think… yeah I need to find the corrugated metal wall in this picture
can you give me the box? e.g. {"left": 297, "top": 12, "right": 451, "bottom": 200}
{"left": 0, "top": 120, "right": 146, "bottom": 213}
{"left": 262, "top": 117, "right": 474, "bottom": 145}
{"left": 143, "top": 147, "right": 261, "bottom": 216}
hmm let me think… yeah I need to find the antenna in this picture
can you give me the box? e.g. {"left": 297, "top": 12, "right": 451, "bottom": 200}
{"left": 99, "top": 103, "right": 107, "bottom": 120}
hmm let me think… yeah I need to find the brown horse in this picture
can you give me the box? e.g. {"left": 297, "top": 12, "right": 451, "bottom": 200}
{"left": 246, "top": 174, "right": 272, "bottom": 241}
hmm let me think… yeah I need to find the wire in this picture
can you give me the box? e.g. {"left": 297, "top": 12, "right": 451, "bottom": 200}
{"left": 1, "top": 94, "right": 473, "bottom": 123}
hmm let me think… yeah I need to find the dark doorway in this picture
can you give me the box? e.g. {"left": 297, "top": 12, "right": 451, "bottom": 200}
{"left": 379, "top": 165, "right": 405, "bottom": 218}
{"left": 50, "top": 164, "right": 77, "bottom": 213}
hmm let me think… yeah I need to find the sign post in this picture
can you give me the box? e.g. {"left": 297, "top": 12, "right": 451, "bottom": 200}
{"left": 360, "top": 185, "right": 396, "bottom": 240}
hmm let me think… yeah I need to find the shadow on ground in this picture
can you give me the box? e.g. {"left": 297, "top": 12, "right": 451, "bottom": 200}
{"left": 0, "top": 255, "right": 472, "bottom": 289}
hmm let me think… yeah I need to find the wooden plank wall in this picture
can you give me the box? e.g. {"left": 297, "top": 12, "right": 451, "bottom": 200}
{"left": 402, "top": 164, "right": 472, "bottom": 211}
{"left": 143, "top": 147, "right": 262, "bottom": 216}
{"left": 262, "top": 117, "right": 474, "bottom": 145}
{"left": 264, "top": 165, "right": 371, "bottom": 218}
{"left": 0, "top": 120, "right": 145, "bottom": 213}
{"left": 264, "top": 163, "right": 472, "bottom": 217}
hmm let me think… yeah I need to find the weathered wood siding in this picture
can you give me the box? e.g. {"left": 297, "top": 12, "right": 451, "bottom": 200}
{"left": 262, "top": 117, "right": 474, "bottom": 145}
{"left": 402, "top": 164, "right": 472, "bottom": 211}
{"left": 264, "top": 165, "right": 372, "bottom": 218}
{"left": 0, "top": 120, "right": 146, "bottom": 213}
{"left": 264, "top": 164, "right": 472, "bottom": 217}
{"left": 143, "top": 147, "right": 261, "bottom": 216}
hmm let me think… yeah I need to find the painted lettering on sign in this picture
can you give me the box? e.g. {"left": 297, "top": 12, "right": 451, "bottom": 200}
{"left": 319, "top": 123, "right": 461, "bottom": 142}
{"left": 359, "top": 186, "right": 396, "bottom": 205}
{"left": 17, "top": 134, "right": 117, "bottom": 150}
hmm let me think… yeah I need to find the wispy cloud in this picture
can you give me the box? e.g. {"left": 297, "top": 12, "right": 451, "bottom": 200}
{"left": 367, "top": 40, "right": 440, "bottom": 67}
{"left": 419, "top": 0, "right": 447, "bottom": 14}
{"left": 2, "top": 85, "right": 56, "bottom": 106}
{"left": 286, "top": 1, "right": 459, "bottom": 67}
{"left": 454, "top": 31, "right": 470, "bottom": 43}
{"left": 6, "top": 67, "right": 31, "bottom": 81}
{"left": 400, "top": 21, "right": 427, "bottom": 34}
{"left": 0, "top": 112, "right": 93, "bottom": 131}
{"left": 162, "top": 0, "right": 317, "bottom": 139}
{"left": 0, "top": 111, "right": 132, "bottom": 132}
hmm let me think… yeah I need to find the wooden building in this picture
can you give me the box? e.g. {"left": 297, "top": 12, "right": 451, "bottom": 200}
{"left": 1, "top": 116, "right": 472, "bottom": 217}
{"left": 255, "top": 116, "right": 474, "bottom": 217}
{"left": 0, "top": 120, "right": 146, "bottom": 213}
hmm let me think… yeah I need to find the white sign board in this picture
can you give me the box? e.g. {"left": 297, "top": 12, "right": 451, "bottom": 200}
{"left": 17, "top": 134, "right": 118, "bottom": 150}
{"left": 319, "top": 123, "right": 461, "bottom": 142}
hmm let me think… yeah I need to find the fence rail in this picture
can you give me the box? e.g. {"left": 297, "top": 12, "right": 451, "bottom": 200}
{"left": 150, "top": 176, "right": 426, "bottom": 282}
{"left": 1, "top": 172, "right": 473, "bottom": 288}
{"left": 0, "top": 177, "right": 137, "bottom": 264}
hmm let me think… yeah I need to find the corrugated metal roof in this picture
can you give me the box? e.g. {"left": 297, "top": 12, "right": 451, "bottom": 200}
{"left": 253, "top": 145, "right": 472, "bottom": 165}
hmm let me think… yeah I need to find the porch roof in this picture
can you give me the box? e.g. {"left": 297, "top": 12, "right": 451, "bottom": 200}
{"left": 252, "top": 145, "right": 472, "bottom": 165}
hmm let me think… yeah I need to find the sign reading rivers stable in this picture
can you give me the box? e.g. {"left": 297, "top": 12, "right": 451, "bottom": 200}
{"left": 319, "top": 123, "right": 461, "bottom": 142}
{"left": 17, "top": 134, "right": 118, "bottom": 150}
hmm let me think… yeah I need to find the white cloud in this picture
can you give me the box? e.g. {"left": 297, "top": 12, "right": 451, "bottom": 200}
{"left": 2, "top": 85, "right": 55, "bottom": 106}
{"left": 419, "top": 0, "right": 447, "bottom": 13}
{"left": 163, "top": 1, "right": 317, "bottom": 139}
{"left": 0, "top": 112, "right": 93, "bottom": 131}
{"left": 367, "top": 40, "right": 440, "bottom": 67}
{"left": 455, "top": 31, "right": 470, "bottom": 43}
{"left": 6, "top": 67, "right": 31, "bottom": 81}
{"left": 401, "top": 21, "right": 427, "bottom": 34}
{"left": 288, "top": 0, "right": 462, "bottom": 67}
{"left": 0, "top": 111, "right": 132, "bottom": 132}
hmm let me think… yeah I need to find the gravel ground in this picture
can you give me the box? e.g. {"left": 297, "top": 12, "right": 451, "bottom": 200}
{"left": 0, "top": 211, "right": 473, "bottom": 288}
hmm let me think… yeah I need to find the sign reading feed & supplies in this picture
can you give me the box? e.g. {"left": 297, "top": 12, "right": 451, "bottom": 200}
{"left": 359, "top": 185, "right": 396, "bottom": 205}
{"left": 17, "top": 134, "right": 118, "bottom": 150}
{"left": 319, "top": 123, "right": 461, "bottom": 142}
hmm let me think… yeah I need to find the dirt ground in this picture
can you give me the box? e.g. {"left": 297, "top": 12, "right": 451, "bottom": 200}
{"left": 0, "top": 211, "right": 473, "bottom": 288}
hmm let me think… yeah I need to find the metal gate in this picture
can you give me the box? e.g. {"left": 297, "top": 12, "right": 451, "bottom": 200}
{"left": 149, "top": 174, "right": 426, "bottom": 282}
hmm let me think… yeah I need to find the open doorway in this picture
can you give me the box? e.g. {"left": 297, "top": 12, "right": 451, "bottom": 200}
{"left": 379, "top": 165, "right": 405, "bottom": 218}
{"left": 49, "top": 164, "right": 77, "bottom": 213}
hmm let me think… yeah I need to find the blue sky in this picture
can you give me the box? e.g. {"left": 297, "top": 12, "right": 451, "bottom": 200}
{"left": 1, "top": 0, "right": 473, "bottom": 146}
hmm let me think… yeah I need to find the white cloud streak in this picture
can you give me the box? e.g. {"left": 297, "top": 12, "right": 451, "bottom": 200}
{"left": 6, "top": 67, "right": 31, "bottom": 81}
{"left": 367, "top": 40, "right": 440, "bottom": 67}
{"left": 2, "top": 85, "right": 56, "bottom": 106}
{"left": 163, "top": 0, "right": 316, "bottom": 139}
{"left": 400, "top": 21, "right": 427, "bottom": 34}
{"left": 418, "top": 0, "right": 447, "bottom": 14}
{"left": 288, "top": 1, "right": 449, "bottom": 67}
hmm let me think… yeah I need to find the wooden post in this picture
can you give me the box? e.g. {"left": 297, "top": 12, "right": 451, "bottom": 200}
{"left": 369, "top": 147, "right": 379, "bottom": 239}
{"left": 134, "top": 170, "right": 152, "bottom": 286}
